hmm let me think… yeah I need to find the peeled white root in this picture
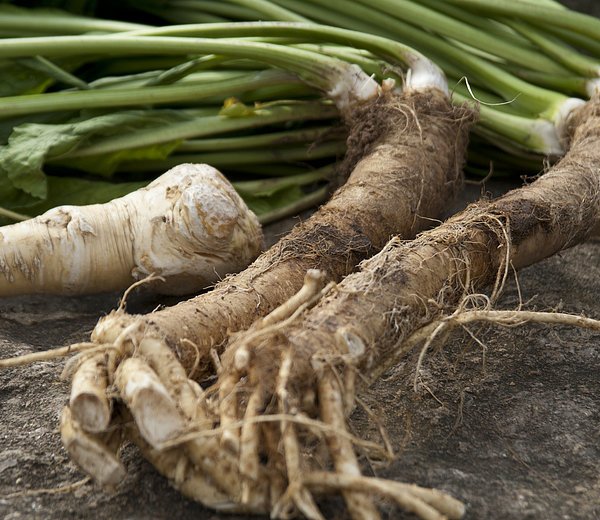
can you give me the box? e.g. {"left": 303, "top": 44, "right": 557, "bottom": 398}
{"left": 0, "top": 163, "right": 262, "bottom": 296}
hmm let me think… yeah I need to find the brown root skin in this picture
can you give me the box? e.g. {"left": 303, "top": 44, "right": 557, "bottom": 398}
{"left": 168, "top": 96, "right": 600, "bottom": 519}
{"left": 91, "top": 89, "right": 476, "bottom": 381}
{"left": 225, "top": 96, "right": 600, "bottom": 401}
{"left": 64, "top": 89, "right": 476, "bottom": 519}
{"left": 497, "top": 97, "right": 600, "bottom": 267}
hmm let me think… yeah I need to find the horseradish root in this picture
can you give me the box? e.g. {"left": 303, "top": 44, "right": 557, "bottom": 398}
{"left": 182, "top": 96, "right": 600, "bottom": 518}
{"left": 61, "top": 88, "right": 477, "bottom": 520}
{"left": 88, "top": 88, "right": 476, "bottom": 382}
{"left": 68, "top": 86, "right": 473, "bottom": 443}
{"left": 0, "top": 163, "right": 262, "bottom": 296}
{"left": 106, "top": 97, "right": 600, "bottom": 518}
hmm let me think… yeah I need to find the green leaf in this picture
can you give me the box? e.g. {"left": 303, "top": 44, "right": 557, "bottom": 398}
{"left": 0, "top": 55, "right": 87, "bottom": 98}
{"left": 57, "top": 140, "right": 182, "bottom": 176}
{"left": 0, "top": 60, "right": 54, "bottom": 97}
{"left": 0, "top": 109, "right": 189, "bottom": 200}
{"left": 0, "top": 173, "right": 39, "bottom": 210}
{"left": 0, "top": 175, "right": 145, "bottom": 225}
{"left": 237, "top": 184, "right": 306, "bottom": 216}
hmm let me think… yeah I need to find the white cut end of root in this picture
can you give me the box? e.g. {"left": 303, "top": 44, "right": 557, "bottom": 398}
{"left": 586, "top": 77, "right": 600, "bottom": 97}
{"left": 116, "top": 358, "right": 186, "bottom": 448}
{"left": 69, "top": 355, "right": 111, "bottom": 433}
{"left": 327, "top": 64, "right": 380, "bottom": 110}
{"left": 531, "top": 119, "right": 564, "bottom": 156}
{"left": 553, "top": 97, "right": 586, "bottom": 147}
{"left": 404, "top": 56, "right": 449, "bottom": 97}
{"left": 69, "top": 394, "right": 111, "bottom": 434}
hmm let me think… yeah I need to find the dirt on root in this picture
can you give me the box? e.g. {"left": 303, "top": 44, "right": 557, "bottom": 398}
{"left": 1, "top": 178, "right": 599, "bottom": 520}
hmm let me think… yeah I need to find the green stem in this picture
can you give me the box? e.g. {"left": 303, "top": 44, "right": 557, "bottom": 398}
{"left": 352, "top": 0, "right": 567, "bottom": 75}
{"left": 145, "top": 55, "right": 231, "bottom": 86}
{"left": 224, "top": 163, "right": 314, "bottom": 176}
{"left": 233, "top": 165, "right": 332, "bottom": 192}
{"left": 225, "top": 0, "right": 309, "bottom": 22}
{"left": 508, "top": 21, "right": 600, "bottom": 78}
{"left": 505, "top": 69, "right": 589, "bottom": 98}
{"left": 444, "top": 0, "right": 600, "bottom": 41}
{"left": 124, "top": 22, "right": 436, "bottom": 78}
{"left": 0, "top": 8, "right": 148, "bottom": 34}
{"left": 452, "top": 91, "right": 561, "bottom": 155}
{"left": 119, "top": 141, "right": 345, "bottom": 171}
{"left": 0, "top": 35, "right": 356, "bottom": 96}
{"left": 0, "top": 70, "right": 302, "bottom": 118}
{"left": 138, "top": 6, "right": 228, "bottom": 24}
{"left": 272, "top": 0, "right": 393, "bottom": 37}
{"left": 417, "top": 0, "right": 535, "bottom": 50}
{"left": 90, "top": 70, "right": 257, "bottom": 90}
{"left": 208, "top": 10, "right": 568, "bottom": 116}
{"left": 87, "top": 56, "right": 187, "bottom": 77}
{"left": 59, "top": 104, "right": 338, "bottom": 159}
{"left": 234, "top": 83, "right": 317, "bottom": 102}
{"left": 0, "top": 206, "right": 30, "bottom": 221}
{"left": 467, "top": 146, "right": 543, "bottom": 171}
{"left": 178, "top": 125, "right": 337, "bottom": 152}
{"left": 17, "top": 56, "right": 90, "bottom": 90}
{"left": 256, "top": 186, "right": 328, "bottom": 224}
{"left": 544, "top": 26, "right": 600, "bottom": 59}
{"left": 171, "top": 0, "right": 261, "bottom": 19}
{"left": 295, "top": 44, "right": 397, "bottom": 82}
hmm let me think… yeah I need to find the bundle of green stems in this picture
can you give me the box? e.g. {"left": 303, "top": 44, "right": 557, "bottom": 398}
{"left": 1, "top": 0, "right": 598, "bottom": 220}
